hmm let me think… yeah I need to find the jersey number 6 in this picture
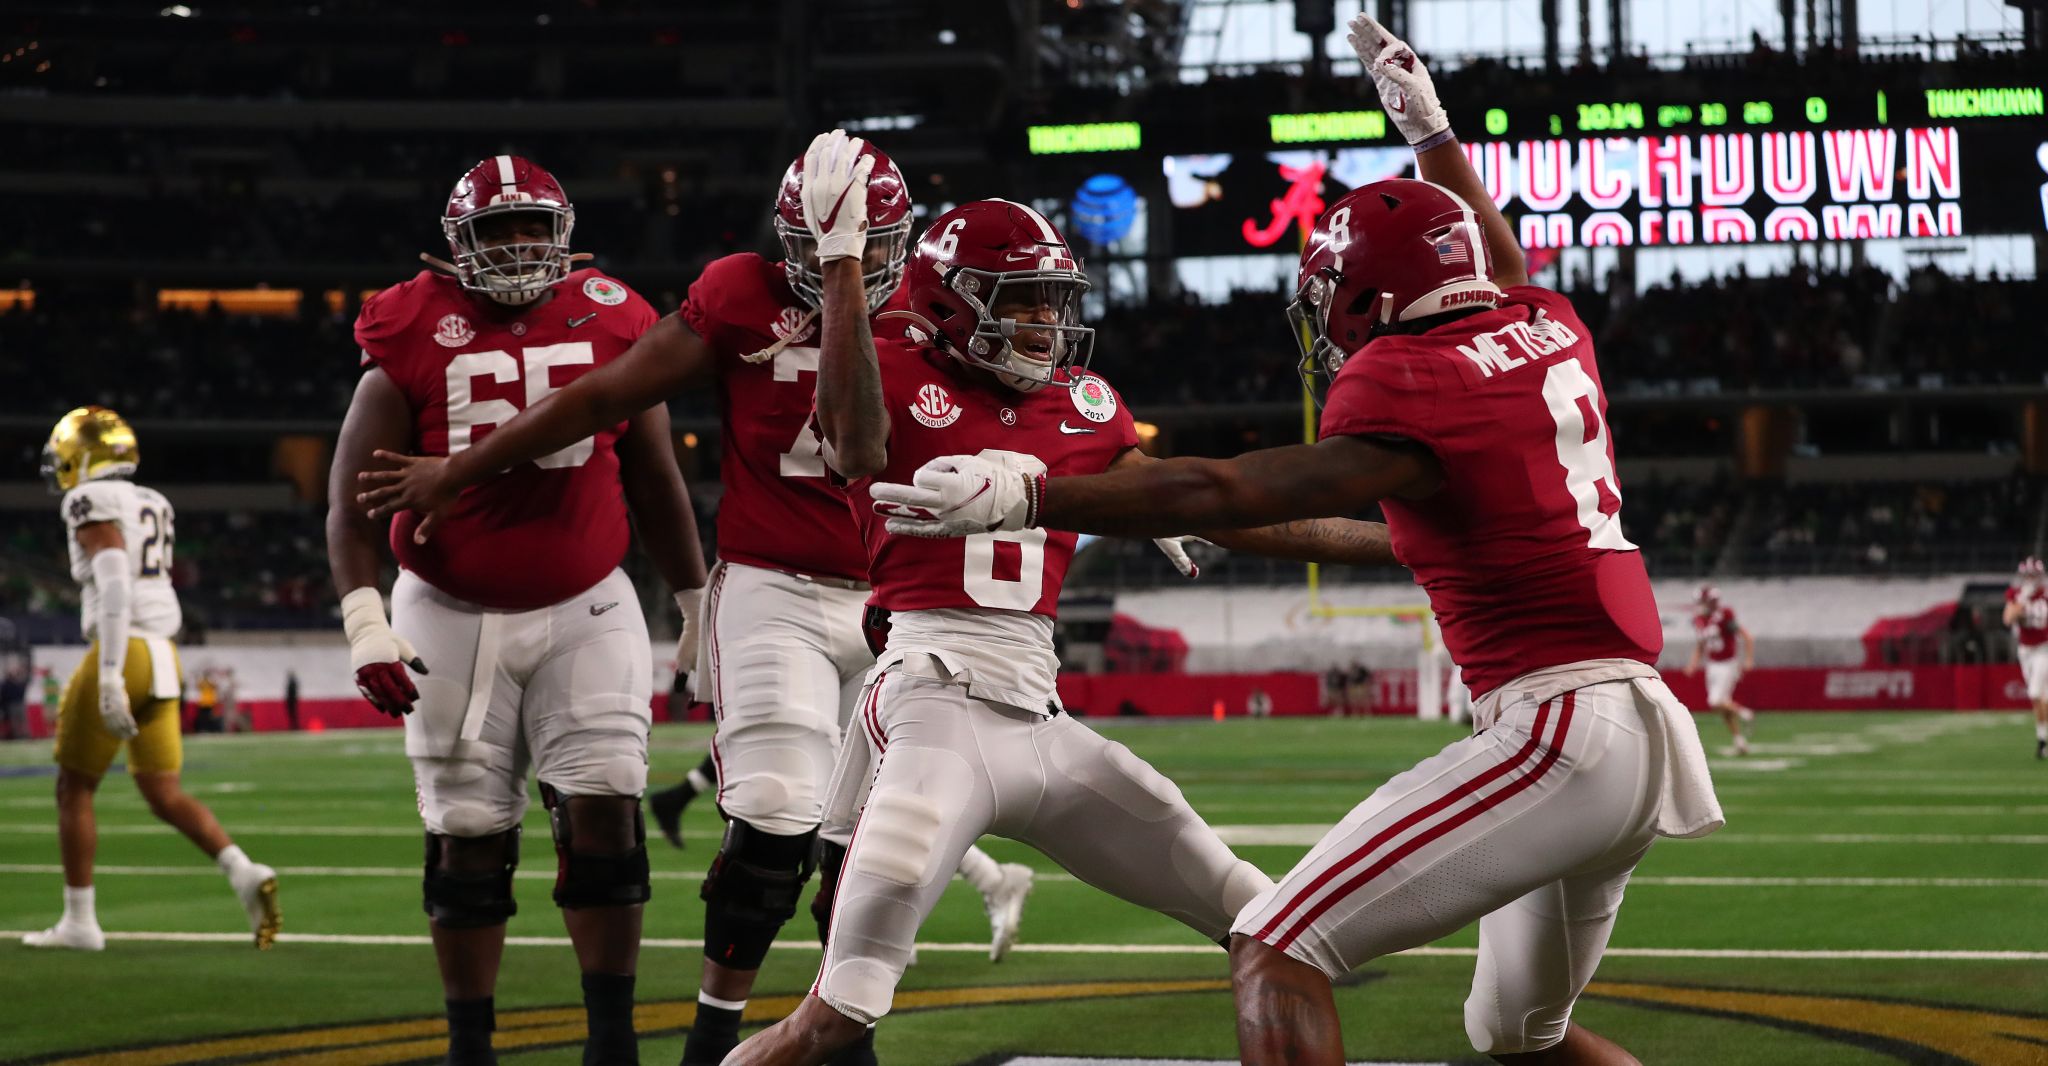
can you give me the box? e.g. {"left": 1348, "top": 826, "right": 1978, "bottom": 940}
{"left": 961, "top": 450, "right": 1049, "bottom": 610}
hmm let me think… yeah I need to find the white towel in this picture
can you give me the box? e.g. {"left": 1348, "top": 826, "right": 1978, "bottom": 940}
{"left": 142, "top": 637, "right": 182, "bottom": 700}
{"left": 1629, "top": 675, "right": 1727, "bottom": 839}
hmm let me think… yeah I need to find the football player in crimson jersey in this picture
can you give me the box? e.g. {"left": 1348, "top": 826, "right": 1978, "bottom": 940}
{"left": 327, "top": 156, "right": 708, "bottom": 1066}
{"left": 867, "top": 18, "right": 1725, "bottom": 1065}
{"left": 725, "top": 134, "right": 1399, "bottom": 1066}
{"left": 1683, "top": 584, "right": 1756, "bottom": 755}
{"left": 356, "top": 135, "right": 1038, "bottom": 1066}
{"left": 2001, "top": 556, "right": 2048, "bottom": 758}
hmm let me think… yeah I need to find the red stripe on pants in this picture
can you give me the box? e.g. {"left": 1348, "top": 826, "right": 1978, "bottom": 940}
{"left": 1260, "top": 692, "right": 1578, "bottom": 950}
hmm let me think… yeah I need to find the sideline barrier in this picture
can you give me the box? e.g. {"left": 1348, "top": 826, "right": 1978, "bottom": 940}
{"left": 12, "top": 661, "right": 2029, "bottom": 738}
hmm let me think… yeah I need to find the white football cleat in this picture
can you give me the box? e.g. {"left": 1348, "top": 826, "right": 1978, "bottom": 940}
{"left": 232, "top": 862, "right": 282, "bottom": 949}
{"left": 1737, "top": 707, "right": 1755, "bottom": 723}
{"left": 1733, "top": 734, "right": 1751, "bottom": 757}
{"left": 23, "top": 920, "right": 105, "bottom": 951}
{"left": 983, "top": 862, "right": 1035, "bottom": 962}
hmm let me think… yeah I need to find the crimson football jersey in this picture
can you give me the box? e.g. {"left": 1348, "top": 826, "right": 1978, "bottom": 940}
{"left": 681, "top": 253, "right": 907, "bottom": 582}
{"left": 1695, "top": 606, "right": 1741, "bottom": 662}
{"left": 1319, "top": 284, "right": 1661, "bottom": 698}
{"left": 2008, "top": 586, "right": 2048, "bottom": 646}
{"left": 841, "top": 338, "right": 1140, "bottom": 616}
{"left": 355, "top": 268, "right": 656, "bottom": 610}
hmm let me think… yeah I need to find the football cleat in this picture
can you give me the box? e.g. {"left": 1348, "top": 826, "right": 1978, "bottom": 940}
{"left": 233, "top": 863, "right": 282, "bottom": 949}
{"left": 648, "top": 783, "right": 692, "bottom": 850}
{"left": 983, "top": 862, "right": 1036, "bottom": 962}
{"left": 23, "top": 920, "right": 105, "bottom": 952}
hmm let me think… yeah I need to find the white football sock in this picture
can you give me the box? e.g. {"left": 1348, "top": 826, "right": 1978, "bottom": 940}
{"left": 686, "top": 767, "right": 714, "bottom": 793}
{"left": 957, "top": 845, "right": 1002, "bottom": 894}
{"left": 63, "top": 885, "right": 97, "bottom": 927}
{"left": 215, "top": 844, "right": 253, "bottom": 879}
{"left": 2035, "top": 721, "right": 2046, "bottom": 742}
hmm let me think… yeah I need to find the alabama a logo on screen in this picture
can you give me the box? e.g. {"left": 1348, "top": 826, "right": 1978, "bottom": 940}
{"left": 433, "top": 314, "right": 476, "bottom": 348}
{"left": 910, "top": 383, "right": 963, "bottom": 428}
{"left": 1071, "top": 374, "right": 1118, "bottom": 423}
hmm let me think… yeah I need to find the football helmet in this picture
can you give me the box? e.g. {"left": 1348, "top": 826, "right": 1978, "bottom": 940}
{"left": 1695, "top": 584, "right": 1720, "bottom": 610}
{"left": 2020, "top": 557, "right": 2044, "bottom": 585}
{"left": 442, "top": 155, "right": 576, "bottom": 306}
{"left": 1289, "top": 178, "right": 1502, "bottom": 390}
{"left": 41, "top": 406, "right": 139, "bottom": 494}
{"left": 774, "top": 140, "right": 912, "bottom": 313}
{"left": 901, "top": 199, "right": 1094, "bottom": 393}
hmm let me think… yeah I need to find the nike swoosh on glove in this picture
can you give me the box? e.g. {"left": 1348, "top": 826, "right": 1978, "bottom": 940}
{"left": 872, "top": 454, "right": 1034, "bottom": 538}
{"left": 1346, "top": 12, "right": 1451, "bottom": 149}
{"left": 800, "top": 128, "right": 875, "bottom": 264}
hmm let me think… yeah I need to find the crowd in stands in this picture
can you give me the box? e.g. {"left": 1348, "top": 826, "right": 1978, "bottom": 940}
{"left": 1743, "top": 475, "right": 2040, "bottom": 574}
{"left": 1591, "top": 266, "right": 2043, "bottom": 392}
{"left": 11, "top": 264, "right": 2032, "bottom": 422}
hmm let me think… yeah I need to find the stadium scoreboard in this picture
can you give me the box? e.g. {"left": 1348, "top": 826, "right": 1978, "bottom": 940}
{"left": 1025, "top": 84, "right": 2047, "bottom": 250}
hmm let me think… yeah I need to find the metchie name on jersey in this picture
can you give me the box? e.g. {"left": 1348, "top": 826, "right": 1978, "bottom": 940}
{"left": 1455, "top": 309, "right": 1583, "bottom": 379}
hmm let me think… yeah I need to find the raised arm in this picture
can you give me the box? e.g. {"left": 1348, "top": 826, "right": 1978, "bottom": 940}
{"left": 358, "top": 313, "right": 716, "bottom": 534}
{"left": 814, "top": 256, "right": 889, "bottom": 478}
{"left": 1348, "top": 13, "right": 1527, "bottom": 287}
{"left": 1107, "top": 447, "right": 1398, "bottom": 566}
{"left": 801, "top": 129, "right": 891, "bottom": 479}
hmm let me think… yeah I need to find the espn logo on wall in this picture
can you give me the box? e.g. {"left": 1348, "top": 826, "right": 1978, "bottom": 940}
{"left": 1822, "top": 671, "right": 1915, "bottom": 700}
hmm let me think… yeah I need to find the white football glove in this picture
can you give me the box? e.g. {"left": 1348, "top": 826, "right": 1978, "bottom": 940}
{"left": 873, "top": 454, "right": 1034, "bottom": 538}
{"left": 800, "top": 128, "right": 875, "bottom": 264}
{"left": 1346, "top": 13, "right": 1451, "bottom": 149}
{"left": 97, "top": 672, "right": 136, "bottom": 740}
{"left": 673, "top": 587, "right": 704, "bottom": 677}
{"left": 1153, "top": 537, "right": 1201, "bottom": 579}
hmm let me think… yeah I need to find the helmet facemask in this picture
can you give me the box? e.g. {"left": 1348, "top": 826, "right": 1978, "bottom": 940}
{"left": 947, "top": 268, "right": 1095, "bottom": 393}
{"left": 1289, "top": 267, "right": 1389, "bottom": 408}
{"left": 776, "top": 216, "right": 913, "bottom": 314}
{"left": 443, "top": 203, "right": 574, "bottom": 306}
{"left": 38, "top": 444, "right": 65, "bottom": 495}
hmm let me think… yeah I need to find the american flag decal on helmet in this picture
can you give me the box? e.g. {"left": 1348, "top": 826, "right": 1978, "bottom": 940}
{"left": 1434, "top": 233, "right": 1471, "bottom": 265}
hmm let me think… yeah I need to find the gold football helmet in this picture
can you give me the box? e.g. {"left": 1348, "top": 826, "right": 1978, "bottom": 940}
{"left": 41, "top": 406, "right": 140, "bottom": 493}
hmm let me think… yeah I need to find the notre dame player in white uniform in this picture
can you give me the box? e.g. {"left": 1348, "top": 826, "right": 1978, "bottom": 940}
{"left": 24, "top": 406, "right": 282, "bottom": 951}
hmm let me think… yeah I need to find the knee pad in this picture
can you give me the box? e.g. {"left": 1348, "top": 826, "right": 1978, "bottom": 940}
{"left": 811, "top": 837, "right": 849, "bottom": 946}
{"left": 700, "top": 817, "right": 819, "bottom": 970}
{"left": 717, "top": 743, "right": 822, "bottom": 836}
{"left": 422, "top": 828, "right": 520, "bottom": 929}
{"left": 543, "top": 787, "right": 651, "bottom": 910}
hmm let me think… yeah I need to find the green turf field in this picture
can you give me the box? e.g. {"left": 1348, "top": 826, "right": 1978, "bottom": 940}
{"left": 3, "top": 712, "right": 2045, "bottom": 1065}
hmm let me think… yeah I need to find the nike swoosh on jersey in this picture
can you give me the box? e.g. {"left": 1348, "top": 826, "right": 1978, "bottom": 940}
{"left": 590, "top": 602, "right": 619, "bottom": 616}
{"left": 1058, "top": 422, "right": 1096, "bottom": 435}
{"left": 568, "top": 313, "right": 599, "bottom": 328}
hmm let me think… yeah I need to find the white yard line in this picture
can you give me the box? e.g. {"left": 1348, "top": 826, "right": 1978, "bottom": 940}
{"left": 3, "top": 929, "right": 2042, "bottom": 962}
{"left": 8, "top": 865, "right": 2048, "bottom": 891}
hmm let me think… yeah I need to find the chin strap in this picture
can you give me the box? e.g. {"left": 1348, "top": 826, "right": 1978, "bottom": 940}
{"left": 742, "top": 307, "right": 819, "bottom": 365}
